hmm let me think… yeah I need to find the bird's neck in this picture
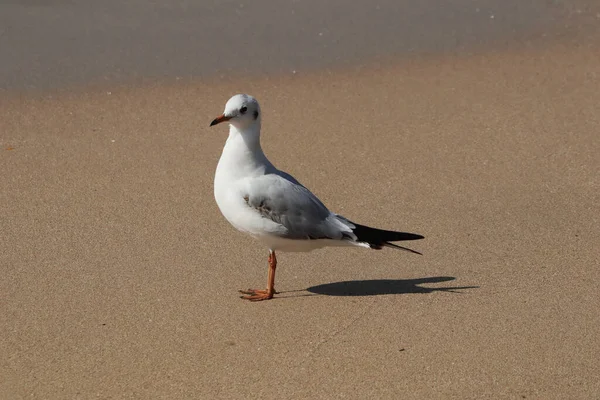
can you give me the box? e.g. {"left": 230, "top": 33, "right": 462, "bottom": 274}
{"left": 227, "top": 122, "right": 263, "bottom": 152}
{"left": 217, "top": 123, "right": 270, "bottom": 179}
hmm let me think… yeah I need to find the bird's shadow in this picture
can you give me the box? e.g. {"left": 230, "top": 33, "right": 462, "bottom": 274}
{"left": 299, "top": 276, "right": 478, "bottom": 297}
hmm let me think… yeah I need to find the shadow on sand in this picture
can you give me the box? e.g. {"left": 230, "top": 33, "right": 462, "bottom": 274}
{"left": 305, "top": 276, "right": 478, "bottom": 297}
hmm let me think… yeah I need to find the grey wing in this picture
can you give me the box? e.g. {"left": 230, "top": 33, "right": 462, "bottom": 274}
{"left": 244, "top": 173, "right": 353, "bottom": 240}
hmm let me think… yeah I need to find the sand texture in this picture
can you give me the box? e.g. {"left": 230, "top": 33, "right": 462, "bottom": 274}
{"left": 1, "top": 1, "right": 600, "bottom": 398}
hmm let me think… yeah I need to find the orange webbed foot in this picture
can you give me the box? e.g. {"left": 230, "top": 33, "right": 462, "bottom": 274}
{"left": 239, "top": 288, "right": 276, "bottom": 301}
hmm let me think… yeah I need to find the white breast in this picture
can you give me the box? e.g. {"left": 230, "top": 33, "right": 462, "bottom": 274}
{"left": 213, "top": 125, "right": 286, "bottom": 239}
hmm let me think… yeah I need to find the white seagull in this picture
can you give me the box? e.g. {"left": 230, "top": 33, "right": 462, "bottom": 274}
{"left": 211, "top": 94, "right": 423, "bottom": 301}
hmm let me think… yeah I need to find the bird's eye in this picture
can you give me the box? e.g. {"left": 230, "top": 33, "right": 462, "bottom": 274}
{"left": 240, "top": 106, "right": 248, "bottom": 114}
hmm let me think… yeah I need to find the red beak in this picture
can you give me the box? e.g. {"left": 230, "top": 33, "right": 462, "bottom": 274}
{"left": 210, "top": 114, "right": 232, "bottom": 127}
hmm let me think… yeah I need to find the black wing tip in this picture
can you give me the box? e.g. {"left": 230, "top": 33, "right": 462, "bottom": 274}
{"left": 381, "top": 242, "right": 423, "bottom": 255}
{"left": 351, "top": 222, "right": 424, "bottom": 242}
{"left": 402, "top": 233, "right": 425, "bottom": 241}
{"left": 347, "top": 221, "right": 423, "bottom": 253}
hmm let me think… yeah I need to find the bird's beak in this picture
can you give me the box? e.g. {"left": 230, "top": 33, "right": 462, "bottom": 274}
{"left": 210, "top": 114, "right": 231, "bottom": 127}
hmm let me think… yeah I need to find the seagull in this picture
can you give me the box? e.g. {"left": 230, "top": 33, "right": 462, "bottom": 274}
{"left": 211, "top": 94, "right": 424, "bottom": 301}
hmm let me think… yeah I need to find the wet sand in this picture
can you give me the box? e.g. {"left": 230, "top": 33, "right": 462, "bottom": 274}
{"left": 2, "top": 1, "right": 600, "bottom": 399}
{"left": 2, "top": 42, "right": 600, "bottom": 398}
{"left": 1, "top": 0, "right": 598, "bottom": 91}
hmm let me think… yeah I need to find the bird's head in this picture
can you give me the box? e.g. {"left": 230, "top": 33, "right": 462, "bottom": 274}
{"left": 210, "top": 94, "right": 261, "bottom": 130}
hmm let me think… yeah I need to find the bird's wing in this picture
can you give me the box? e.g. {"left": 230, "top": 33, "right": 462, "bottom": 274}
{"left": 242, "top": 172, "right": 352, "bottom": 241}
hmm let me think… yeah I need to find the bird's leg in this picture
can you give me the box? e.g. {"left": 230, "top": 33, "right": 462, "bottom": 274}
{"left": 239, "top": 250, "right": 277, "bottom": 301}
{"left": 266, "top": 250, "right": 277, "bottom": 294}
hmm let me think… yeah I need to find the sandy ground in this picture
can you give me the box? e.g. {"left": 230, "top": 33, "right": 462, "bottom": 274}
{"left": 2, "top": 42, "right": 599, "bottom": 399}
{"left": 2, "top": 1, "right": 600, "bottom": 399}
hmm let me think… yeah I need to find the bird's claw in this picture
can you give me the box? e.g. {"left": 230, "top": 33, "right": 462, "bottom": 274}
{"left": 238, "top": 288, "right": 276, "bottom": 301}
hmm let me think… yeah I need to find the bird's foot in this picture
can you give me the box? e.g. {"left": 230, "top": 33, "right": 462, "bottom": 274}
{"left": 239, "top": 288, "right": 276, "bottom": 301}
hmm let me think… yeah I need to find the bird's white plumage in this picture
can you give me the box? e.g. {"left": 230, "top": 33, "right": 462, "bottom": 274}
{"left": 213, "top": 94, "right": 364, "bottom": 252}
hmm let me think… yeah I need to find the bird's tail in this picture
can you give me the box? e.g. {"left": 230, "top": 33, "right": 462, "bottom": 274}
{"left": 349, "top": 222, "right": 424, "bottom": 255}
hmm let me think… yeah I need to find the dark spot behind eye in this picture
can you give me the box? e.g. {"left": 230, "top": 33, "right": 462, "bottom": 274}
{"left": 240, "top": 106, "right": 248, "bottom": 114}
{"left": 253, "top": 110, "right": 259, "bottom": 119}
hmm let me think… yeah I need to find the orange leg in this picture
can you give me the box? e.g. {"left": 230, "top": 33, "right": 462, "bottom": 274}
{"left": 239, "top": 250, "right": 277, "bottom": 301}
